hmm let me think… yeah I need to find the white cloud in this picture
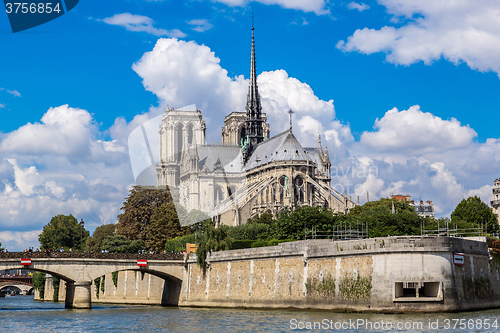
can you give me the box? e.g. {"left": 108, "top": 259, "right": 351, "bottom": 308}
{"left": 0, "top": 105, "right": 142, "bottom": 251}
{"left": 102, "top": 13, "right": 186, "bottom": 38}
{"left": 347, "top": 2, "right": 369, "bottom": 12}
{"left": 7, "top": 90, "right": 21, "bottom": 97}
{"left": 131, "top": 38, "right": 348, "bottom": 148}
{"left": 338, "top": 1, "right": 500, "bottom": 76}
{"left": 0, "top": 105, "right": 94, "bottom": 157}
{"left": 0, "top": 103, "right": 5, "bottom": 108}
{"left": 0, "top": 230, "right": 40, "bottom": 252}
{"left": 187, "top": 19, "right": 214, "bottom": 32}
{"left": 6, "top": 159, "right": 44, "bottom": 196}
{"left": 214, "top": 0, "right": 329, "bottom": 15}
{"left": 360, "top": 105, "right": 477, "bottom": 153}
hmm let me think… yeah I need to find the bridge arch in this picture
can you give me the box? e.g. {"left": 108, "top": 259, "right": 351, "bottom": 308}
{"left": 90, "top": 267, "right": 183, "bottom": 306}
{"left": 0, "top": 257, "right": 186, "bottom": 309}
{"left": 0, "top": 283, "right": 34, "bottom": 295}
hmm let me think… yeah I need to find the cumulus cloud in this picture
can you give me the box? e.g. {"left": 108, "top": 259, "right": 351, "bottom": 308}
{"left": 0, "top": 105, "right": 94, "bottom": 157}
{"left": 187, "top": 19, "right": 213, "bottom": 32}
{"left": 102, "top": 13, "right": 186, "bottom": 38}
{"left": 132, "top": 38, "right": 350, "bottom": 148}
{"left": 337, "top": 1, "right": 500, "bottom": 76}
{"left": 0, "top": 105, "right": 141, "bottom": 251}
{"left": 344, "top": 103, "right": 499, "bottom": 216}
{"left": 0, "top": 230, "right": 40, "bottom": 252}
{"left": 347, "top": 2, "right": 369, "bottom": 12}
{"left": 360, "top": 105, "right": 477, "bottom": 153}
{"left": 214, "top": 0, "right": 329, "bottom": 15}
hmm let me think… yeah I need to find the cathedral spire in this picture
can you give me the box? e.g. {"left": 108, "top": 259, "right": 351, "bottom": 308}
{"left": 244, "top": 13, "right": 264, "bottom": 161}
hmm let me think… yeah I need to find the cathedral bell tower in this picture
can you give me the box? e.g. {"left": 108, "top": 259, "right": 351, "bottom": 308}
{"left": 243, "top": 21, "right": 264, "bottom": 161}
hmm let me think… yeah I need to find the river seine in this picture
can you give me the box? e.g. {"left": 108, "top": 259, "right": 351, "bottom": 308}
{"left": 1, "top": 296, "right": 500, "bottom": 332}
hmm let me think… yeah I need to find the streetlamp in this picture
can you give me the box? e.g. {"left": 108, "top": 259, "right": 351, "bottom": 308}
{"left": 79, "top": 219, "right": 84, "bottom": 252}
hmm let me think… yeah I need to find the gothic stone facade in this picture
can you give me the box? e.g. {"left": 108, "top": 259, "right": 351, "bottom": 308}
{"left": 155, "top": 106, "right": 355, "bottom": 226}
{"left": 156, "top": 26, "right": 355, "bottom": 226}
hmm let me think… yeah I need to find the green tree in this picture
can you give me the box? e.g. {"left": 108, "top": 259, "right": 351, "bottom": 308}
{"left": 451, "top": 196, "right": 498, "bottom": 233}
{"left": 227, "top": 223, "right": 270, "bottom": 241}
{"left": 196, "top": 220, "right": 230, "bottom": 267}
{"left": 346, "top": 198, "right": 423, "bottom": 237}
{"left": 247, "top": 212, "right": 273, "bottom": 225}
{"left": 274, "top": 206, "right": 337, "bottom": 240}
{"left": 38, "top": 214, "right": 89, "bottom": 250}
{"left": 147, "top": 202, "right": 188, "bottom": 251}
{"left": 32, "top": 272, "right": 46, "bottom": 299}
{"left": 117, "top": 186, "right": 174, "bottom": 241}
{"left": 102, "top": 235, "right": 145, "bottom": 253}
{"left": 0, "top": 241, "right": 4, "bottom": 252}
{"left": 164, "top": 233, "right": 196, "bottom": 253}
{"left": 86, "top": 224, "right": 116, "bottom": 253}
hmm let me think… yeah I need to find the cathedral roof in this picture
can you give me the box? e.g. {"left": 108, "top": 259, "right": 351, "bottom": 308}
{"left": 245, "top": 130, "right": 313, "bottom": 170}
{"left": 304, "top": 147, "right": 324, "bottom": 169}
{"left": 197, "top": 145, "right": 242, "bottom": 173}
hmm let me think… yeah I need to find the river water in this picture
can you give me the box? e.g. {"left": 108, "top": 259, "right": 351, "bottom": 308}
{"left": 1, "top": 296, "right": 500, "bottom": 332}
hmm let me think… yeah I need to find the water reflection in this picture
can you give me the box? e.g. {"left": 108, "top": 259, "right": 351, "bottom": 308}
{"left": 1, "top": 296, "right": 499, "bottom": 332}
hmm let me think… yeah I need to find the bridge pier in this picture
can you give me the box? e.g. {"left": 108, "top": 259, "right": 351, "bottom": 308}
{"left": 65, "top": 281, "right": 92, "bottom": 309}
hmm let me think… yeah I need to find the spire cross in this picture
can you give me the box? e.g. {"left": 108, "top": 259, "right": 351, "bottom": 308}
{"left": 288, "top": 109, "right": 294, "bottom": 130}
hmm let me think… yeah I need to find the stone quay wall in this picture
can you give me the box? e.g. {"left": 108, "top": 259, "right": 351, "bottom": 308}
{"left": 180, "top": 236, "right": 500, "bottom": 312}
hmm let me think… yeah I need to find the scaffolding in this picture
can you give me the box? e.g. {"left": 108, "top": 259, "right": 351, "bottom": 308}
{"left": 420, "top": 220, "right": 485, "bottom": 238}
{"left": 305, "top": 221, "right": 368, "bottom": 240}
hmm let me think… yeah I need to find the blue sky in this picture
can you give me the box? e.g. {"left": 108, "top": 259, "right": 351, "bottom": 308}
{"left": 1, "top": 0, "right": 500, "bottom": 250}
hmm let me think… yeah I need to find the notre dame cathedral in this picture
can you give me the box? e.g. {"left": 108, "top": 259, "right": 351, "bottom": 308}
{"left": 156, "top": 26, "right": 355, "bottom": 226}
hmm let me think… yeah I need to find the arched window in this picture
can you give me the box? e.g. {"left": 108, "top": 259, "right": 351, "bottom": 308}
{"left": 279, "top": 175, "right": 288, "bottom": 202}
{"left": 175, "top": 123, "right": 183, "bottom": 162}
{"left": 239, "top": 126, "right": 246, "bottom": 146}
{"left": 229, "top": 186, "right": 236, "bottom": 197}
{"left": 187, "top": 123, "right": 194, "bottom": 145}
{"left": 294, "top": 176, "right": 304, "bottom": 203}
{"left": 214, "top": 186, "right": 224, "bottom": 206}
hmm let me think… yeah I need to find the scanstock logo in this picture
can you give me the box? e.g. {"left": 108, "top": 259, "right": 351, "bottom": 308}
{"left": 3, "top": 0, "right": 79, "bottom": 33}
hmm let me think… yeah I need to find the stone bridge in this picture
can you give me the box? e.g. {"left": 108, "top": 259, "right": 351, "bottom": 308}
{"left": 0, "top": 282, "right": 33, "bottom": 295}
{"left": 0, "top": 253, "right": 185, "bottom": 309}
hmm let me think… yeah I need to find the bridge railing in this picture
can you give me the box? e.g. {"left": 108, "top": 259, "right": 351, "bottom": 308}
{"left": 0, "top": 252, "right": 184, "bottom": 260}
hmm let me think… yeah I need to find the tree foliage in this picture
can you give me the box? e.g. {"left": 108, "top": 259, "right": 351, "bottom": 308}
{"left": 247, "top": 212, "right": 273, "bottom": 225}
{"left": 38, "top": 214, "right": 89, "bottom": 250}
{"left": 102, "top": 235, "right": 145, "bottom": 253}
{"left": 346, "top": 198, "right": 424, "bottom": 237}
{"left": 227, "top": 223, "right": 270, "bottom": 241}
{"left": 32, "top": 272, "right": 46, "bottom": 299}
{"left": 273, "top": 206, "right": 338, "bottom": 240}
{"left": 86, "top": 224, "right": 116, "bottom": 253}
{"left": 164, "top": 233, "right": 196, "bottom": 253}
{"left": 0, "top": 241, "right": 3, "bottom": 252}
{"left": 117, "top": 186, "right": 173, "bottom": 241}
{"left": 147, "top": 202, "right": 189, "bottom": 251}
{"left": 451, "top": 196, "right": 498, "bottom": 233}
{"left": 196, "top": 221, "right": 230, "bottom": 267}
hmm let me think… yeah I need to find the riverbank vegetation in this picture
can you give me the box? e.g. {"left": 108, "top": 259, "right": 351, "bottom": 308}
{"left": 37, "top": 185, "right": 499, "bottom": 257}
